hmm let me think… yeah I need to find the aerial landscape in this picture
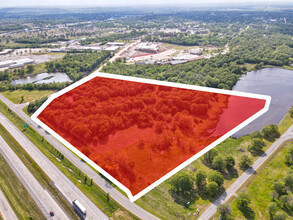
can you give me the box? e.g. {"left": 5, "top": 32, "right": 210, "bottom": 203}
{"left": 0, "top": 0, "right": 293, "bottom": 219}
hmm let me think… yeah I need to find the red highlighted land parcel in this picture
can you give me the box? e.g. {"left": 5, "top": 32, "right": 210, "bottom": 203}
{"left": 35, "top": 74, "right": 268, "bottom": 199}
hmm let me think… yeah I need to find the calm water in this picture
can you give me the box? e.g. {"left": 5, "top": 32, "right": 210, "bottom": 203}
{"left": 11, "top": 72, "right": 72, "bottom": 85}
{"left": 232, "top": 67, "right": 293, "bottom": 137}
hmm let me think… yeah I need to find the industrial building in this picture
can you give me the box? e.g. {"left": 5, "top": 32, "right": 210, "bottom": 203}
{"left": 135, "top": 42, "right": 159, "bottom": 53}
{"left": 0, "top": 58, "right": 35, "bottom": 69}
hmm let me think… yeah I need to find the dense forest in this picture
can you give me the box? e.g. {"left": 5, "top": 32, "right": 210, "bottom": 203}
{"left": 144, "top": 33, "right": 230, "bottom": 47}
{"left": 45, "top": 51, "right": 111, "bottom": 81}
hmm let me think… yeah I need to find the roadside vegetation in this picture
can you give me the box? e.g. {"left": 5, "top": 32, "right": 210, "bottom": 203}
{"left": 135, "top": 110, "right": 293, "bottom": 219}
{"left": 1, "top": 90, "right": 54, "bottom": 104}
{"left": 0, "top": 124, "right": 80, "bottom": 220}
{"left": 0, "top": 100, "right": 137, "bottom": 219}
{"left": 0, "top": 153, "right": 45, "bottom": 220}
{"left": 228, "top": 141, "right": 293, "bottom": 219}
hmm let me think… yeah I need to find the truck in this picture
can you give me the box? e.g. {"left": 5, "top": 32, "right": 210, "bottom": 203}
{"left": 72, "top": 199, "right": 87, "bottom": 216}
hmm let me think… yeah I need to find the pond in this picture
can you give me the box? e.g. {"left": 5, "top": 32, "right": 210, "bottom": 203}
{"left": 231, "top": 67, "right": 293, "bottom": 137}
{"left": 11, "top": 72, "right": 72, "bottom": 85}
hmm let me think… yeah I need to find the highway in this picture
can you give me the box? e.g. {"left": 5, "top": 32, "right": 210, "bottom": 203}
{"left": 0, "top": 94, "right": 159, "bottom": 219}
{"left": 199, "top": 124, "right": 293, "bottom": 220}
{"left": 0, "top": 112, "right": 109, "bottom": 220}
{"left": 0, "top": 189, "right": 18, "bottom": 220}
{"left": 0, "top": 133, "right": 69, "bottom": 220}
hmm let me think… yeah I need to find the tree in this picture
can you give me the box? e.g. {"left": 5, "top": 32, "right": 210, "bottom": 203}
{"left": 225, "top": 156, "right": 235, "bottom": 171}
{"left": 267, "top": 202, "right": 278, "bottom": 216}
{"left": 273, "top": 211, "right": 288, "bottom": 220}
{"left": 212, "top": 155, "right": 226, "bottom": 172}
{"left": 26, "top": 64, "right": 35, "bottom": 74}
{"left": 203, "top": 149, "right": 218, "bottom": 164}
{"left": 170, "top": 173, "right": 194, "bottom": 195}
{"left": 206, "top": 181, "right": 219, "bottom": 197}
{"left": 284, "top": 174, "right": 293, "bottom": 190}
{"left": 217, "top": 204, "right": 232, "bottom": 220}
{"left": 239, "top": 155, "right": 252, "bottom": 170}
{"left": 248, "top": 138, "right": 265, "bottom": 152}
{"left": 289, "top": 106, "right": 293, "bottom": 118}
{"left": 262, "top": 124, "right": 280, "bottom": 140}
{"left": 250, "top": 130, "right": 263, "bottom": 139}
{"left": 195, "top": 171, "right": 206, "bottom": 189}
{"left": 271, "top": 181, "right": 286, "bottom": 196}
{"left": 236, "top": 192, "right": 251, "bottom": 209}
{"left": 208, "top": 171, "right": 224, "bottom": 186}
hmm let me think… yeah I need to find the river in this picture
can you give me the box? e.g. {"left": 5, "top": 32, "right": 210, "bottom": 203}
{"left": 231, "top": 67, "right": 293, "bottom": 137}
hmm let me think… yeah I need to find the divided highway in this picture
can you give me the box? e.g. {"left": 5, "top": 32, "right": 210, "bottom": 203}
{"left": 199, "top": 124, "right": 293, "bottom": 220}
{"left": 0, "top": 133, "right": 69, "bottom": 219}
{"left": 0, "top": 94, "right": 159, "bottom": 220}
{"left": 0, "top": 112, "right": 108, "bottom": 220}
{"left": 0, "top": 189, "right": 18, "bottom": 220}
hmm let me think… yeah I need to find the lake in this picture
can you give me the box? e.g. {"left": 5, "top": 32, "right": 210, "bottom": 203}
{"left": 11, "top": 72, "right": 72, "bottom": 85}
{"left": 231, "top": 67, "right": 293, "bottom": 137}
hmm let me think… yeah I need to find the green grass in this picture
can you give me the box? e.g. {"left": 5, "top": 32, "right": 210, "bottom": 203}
{"left": 0, "top": 100, "right": 137, "bottom": 219}
{"left": 279, "top": 113, "right": 293, "bottom": 135}
{"left": 0, "top": 154, "right": 45, "bottom": 220}
{"left": 1, "top": 90, "right": 55, "bottom": 104}
{"left": 31, "top": 63, "right": 47, "bottom": 74}
{"left": 230, "top": 142, "right": 293, "bottom": 220}
{"left": 135, "top": 114, "right": 293, "bottom": 219}
{"left": 0, "top": 124, "right": 80, "bottom": 220}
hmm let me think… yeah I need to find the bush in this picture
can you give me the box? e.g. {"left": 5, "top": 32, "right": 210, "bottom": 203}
{"left": 236, "top": 192, "right": 251, "bottom": 209}
{"left": 267, "top": 202, "right": 278, "bottom": 216}
{"left": 273, "top": 211, "right": 288, "bottom": 220}
{"left": 212, "top": 155, "right": 226, "bottom": 172}
{"left": 208, "top": 170, "right": 224, "bottom": 186}
{"left": 202, "top": 149, "right": 218, "bottom": 164}
{"left": 195, "top": 171, "right": 206, "bottom": 189}
{"left": 225, "top": 156, "right": 235, "bottom": 171}
{"left": 239, "top": 155, "right": 252, "bottom": 170}
{"left": 206, "top": 181, "right": 219, "bottom": 197}
{"left": 248, "top": 138, "right": 265, "bottom": 152}
{"left": 217, "top": 204, "right": 232, "bottom": 220}
{"left": 262, "top": 124, "right": 280, "bottom": 140}
{"left": 250, "top": 130, "right": 263, "bottom": 139}
{"left": 271, "top": 181, "right": 286, "bottom": 196}
{"left": 170, "top": 172, "right": 194, "bottom": 195}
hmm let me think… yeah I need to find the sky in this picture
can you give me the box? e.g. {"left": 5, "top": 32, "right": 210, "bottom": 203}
{"left": 0, "top": 0, "right": 292, "bottom": 7}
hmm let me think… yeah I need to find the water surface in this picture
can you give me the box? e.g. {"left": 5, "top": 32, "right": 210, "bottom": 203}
{"left": 232, "top": 67, "right": 293, "bottom": 136}
{"left": 11, "top": 72, "right": 72, "bottom": 85}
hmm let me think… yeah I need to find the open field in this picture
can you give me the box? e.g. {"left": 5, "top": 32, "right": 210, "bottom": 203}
{"left": 230, "top": 141, "right": 293, "bottom": 219}
{"left": 1, "top": 90, "right": 55, "bottom": 104}
{"left": 135, "top": 113, "right": 293, "bottom": 219}
{"left": 0, "top": 152, "right": 45, "bottom": 220}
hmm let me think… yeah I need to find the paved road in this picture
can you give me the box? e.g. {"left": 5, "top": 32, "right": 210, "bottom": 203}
{"left": 0, "top": 133, "right": 69, "bottom": 220}
{"left": 0, "top": 113, "right": 108, "bottom": 220}
{"left": 199, "top": 125, "right": 293, "bottom": 220}
{"left": 0, "top": 94, "right": 159, "bottom": 220}
{"left": 0, "top": 189, "right": 18, "bottom": 220}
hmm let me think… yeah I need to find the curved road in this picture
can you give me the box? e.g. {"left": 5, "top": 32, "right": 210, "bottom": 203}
{"left": 0, "top": 94, "right": 158, "bottom": 220}
{"left": 199, "top": 124, "right": 293, "bottom": 220}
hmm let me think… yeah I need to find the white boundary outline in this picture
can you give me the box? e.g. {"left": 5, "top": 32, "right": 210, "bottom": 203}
{"left": 31, "top": 72, "right": 271, "bottom": 202}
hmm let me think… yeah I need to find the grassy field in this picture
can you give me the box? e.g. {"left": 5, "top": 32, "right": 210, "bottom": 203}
{"left": 230, "top": 141, "right": 293, "bottom": 219}
{"left": 0, "top": 124, "right": 80, "bottom": 220}
{"left": 135, "top": 113, "right": 293, "bottom": 219}
{"left": 0, "top": 154, "right": 45, "bottom": 220}
{"left": 0, "top": 100, "right": 137, "bottom": 219}
{"left": 1, "top": 90, "right": 55, "bottom": 104}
